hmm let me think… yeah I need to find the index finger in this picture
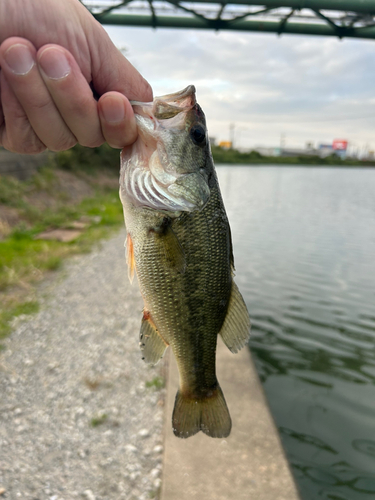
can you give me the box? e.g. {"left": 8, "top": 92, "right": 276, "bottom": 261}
{"left": 88, "top": 24, "right": 153, "bottom": 102}
{"left": 0, "top": 75, "right": 3, "bottom": 132}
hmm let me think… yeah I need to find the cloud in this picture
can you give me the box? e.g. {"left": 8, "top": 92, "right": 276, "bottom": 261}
{"left": 105, "top": 25, "right": 375, "bottom": 149}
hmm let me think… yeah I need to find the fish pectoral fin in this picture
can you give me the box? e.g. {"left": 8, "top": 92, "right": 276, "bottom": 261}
{"left": 163, "top": 225, "right": 186, "bottom": 274}
{"left": 140, "top": 312, "right": 169, "bottom": 365}
{"left": 219, "top": 281, "right": 251, "bottom": 353}
{"left": 152, "top": 220, "right": 186, "bottom": 274}
{"left": 126, "top": 233, "right": 136, "bottom": 284}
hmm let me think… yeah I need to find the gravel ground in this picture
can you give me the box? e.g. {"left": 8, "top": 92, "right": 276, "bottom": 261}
{"left": 0, "top": 230, "right": 166, "bottom": 500}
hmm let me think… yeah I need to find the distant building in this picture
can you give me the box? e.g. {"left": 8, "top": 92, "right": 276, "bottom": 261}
{"left": 246, "top": 141, "right": 352, "bottom": 159}
{"left": 332, "top": 139, "right": 348, "bottom": 159}
{"left": 218, "top": 141, "right": 232, "bottom": 149}
{"left": 253, "top": 147, "right": 280, "bottom": 157}
{"left": 318, "top": 144, "right": 333, "bottom": 158}
{"left": 279, "top": 147, "right": 317, "bottom": 157}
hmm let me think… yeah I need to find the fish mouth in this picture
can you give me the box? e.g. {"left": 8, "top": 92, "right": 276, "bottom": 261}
{"left": 131, "top": 85, "right": 196, "bottom": 120}
{"left": 155, "top": 85, "right": 196, "bottom": 105}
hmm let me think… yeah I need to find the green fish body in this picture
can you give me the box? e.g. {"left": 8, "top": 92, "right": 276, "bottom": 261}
{"left": 120, "top": 86, "right": 250, "bottom": 438}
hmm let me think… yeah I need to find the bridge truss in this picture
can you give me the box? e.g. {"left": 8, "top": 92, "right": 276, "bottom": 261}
{"left": 81, "top": 1, "right": 375, "bottom": 39}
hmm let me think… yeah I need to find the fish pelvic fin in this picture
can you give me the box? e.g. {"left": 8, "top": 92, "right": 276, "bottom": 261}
{"left": 140, "top": 310, "right": 169, "bottom": 365}
{"left": 126, "top": 233, "right": 135, "bottom": 284}
{"left": 219, "top": 280, "right": 251, "bottom": 354}
{"left": 172, "top": 384, "right": 231, "bottom": 439}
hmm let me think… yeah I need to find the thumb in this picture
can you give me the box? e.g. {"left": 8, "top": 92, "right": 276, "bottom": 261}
{"left": 88, "top": 23, "right": 153, "bottom": 102}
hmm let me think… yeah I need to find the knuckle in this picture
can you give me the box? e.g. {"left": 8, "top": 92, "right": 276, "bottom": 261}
{"left": 129, "top": 78, "right": 153, "bottom": 103}
{"left": 32, "top": 97, "right": 52, "bottom": 114}
{"left": 106, "top": 142, "right": 121, "bottom": 150}
{"left": 47, "top": 133, "right": 77, "bottom": 152}
{"left": 5, "top": 134, "right": 46, "bottom": 154}
{"left": 80, "top": 136, "right": 104, "bottom": 149}
{"left": 25, "top": 144, "right": 47, "bottom": 154}
{"left": 139, "top": 78, "right": 153, "bottom": 101}
{"left": 101, "top": 121, "right": 137, "bottom": 150}
{"left": 3, "top": 119, "right": 46, "bottom": 154}
{"left": 67, "top": 93, "right": 97, "bottom": 119}
{"left": 105, "top": 136, "right": 127, "bottom": 149}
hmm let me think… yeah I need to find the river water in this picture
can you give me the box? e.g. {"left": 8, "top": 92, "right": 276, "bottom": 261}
{"left": 216, "top": 165, "right": 375, "bottom": 500}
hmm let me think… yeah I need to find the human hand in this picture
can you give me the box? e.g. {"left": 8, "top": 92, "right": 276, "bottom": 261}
{"left": 0, "top": 0, "right": 152, "bottom": 154}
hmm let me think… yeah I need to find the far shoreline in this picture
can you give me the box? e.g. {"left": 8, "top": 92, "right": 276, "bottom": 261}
{"left": 215, "top": 162, "right": 375, "bottom": 169}
{"left": 211, "top": 145, "right": 375, "bottom": 168}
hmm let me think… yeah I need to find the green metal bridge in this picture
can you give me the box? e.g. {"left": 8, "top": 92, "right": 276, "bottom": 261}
{"left": 81, "top": 1, "right": 375, "bottom": 39}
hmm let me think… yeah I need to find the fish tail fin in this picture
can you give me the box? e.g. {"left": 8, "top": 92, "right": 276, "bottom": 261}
{"left": 172, "top": 384, "right": 231, "bottom": 439}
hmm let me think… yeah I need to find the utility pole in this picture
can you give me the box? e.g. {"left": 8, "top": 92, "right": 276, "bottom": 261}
{"left": 280, "top": 133, "right": 286, "bottom": 150}
{"left": 229, "top": 123, "right": 235, "bottom": 149}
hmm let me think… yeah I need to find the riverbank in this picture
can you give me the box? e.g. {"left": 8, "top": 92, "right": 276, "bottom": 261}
{"left": 0, "top": 229, "right": 300, "bottom": 500}
{"left": 0, "top": 231, "right": 165, "bottom": 499}
{"left": 0, "top": 153, "right": 124, "bottom": 345}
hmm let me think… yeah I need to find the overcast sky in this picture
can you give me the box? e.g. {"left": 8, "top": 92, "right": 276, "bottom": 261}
{"left": 104, "top": 25, "right": 375, "bottom": 153}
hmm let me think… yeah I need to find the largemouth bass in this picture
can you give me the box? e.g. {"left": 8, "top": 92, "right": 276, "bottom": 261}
{"left": 119, "top": 85, "right": 250, "bottom": 438}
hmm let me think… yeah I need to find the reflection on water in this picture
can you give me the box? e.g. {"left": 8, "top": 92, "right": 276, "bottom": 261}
{"left": 217, "top": 166, "right": 375, "bottom": 500}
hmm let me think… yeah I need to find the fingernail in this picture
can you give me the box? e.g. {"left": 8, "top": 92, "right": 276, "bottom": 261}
{"left": 4, "top": 44, "right": 35, "bottom": 75}
{"left": 38, "top": 47, "right": 70, "bottom": 80}
{"left": 101, "top": 96, "right": 126, "bottom": 123}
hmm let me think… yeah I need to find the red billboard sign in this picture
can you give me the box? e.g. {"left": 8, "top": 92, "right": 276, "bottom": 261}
{"left": 332, "top": 139, "right": 348, "bottom": 151}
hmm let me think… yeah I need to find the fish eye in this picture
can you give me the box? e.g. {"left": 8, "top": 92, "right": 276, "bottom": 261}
{"left": 190, "top": 125, "right": 206, "bottom": 146}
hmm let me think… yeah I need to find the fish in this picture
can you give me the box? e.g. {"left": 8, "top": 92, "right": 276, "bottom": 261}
{"left": 119, "top": 85, "right": 251, "bottom": 438}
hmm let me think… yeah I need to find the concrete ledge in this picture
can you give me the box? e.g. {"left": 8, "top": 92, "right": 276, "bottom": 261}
{"left": 161, "top": 338, "right": 300, "bottom": 500}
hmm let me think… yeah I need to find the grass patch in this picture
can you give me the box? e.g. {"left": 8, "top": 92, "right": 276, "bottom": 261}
{"left": 0, "top": 174, "right": 25, "bottom": 206}
{"left": 0, "top": 166, "right": 58, "bottom": 210}
{"left": 0, "top": 300, "right": 39, "bottom": 342}
{"left": 145, "top": 376, "right": 165, "bottom": 390}
{"left": 52, "top": 143, "right": 120, "bottom": 173}
{"left": 90, "top": 413, "right": 108, "bottom": 427}
{"left": 0, "top": 153, "right": 124, "bottom": 343}
{"left": 0, "top": 195, "right": 123, "bottom": 289}
{"left": 149, "top": 487, "right": 161, "bottom": 499}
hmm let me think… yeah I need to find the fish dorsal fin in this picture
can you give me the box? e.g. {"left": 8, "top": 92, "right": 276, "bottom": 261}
{"left": 140, "top": 311, "right": 169, "bottom": 365}
{"left": 126, "top": 233, "right": 136, "bottom": 284}
{"left": 219, "top": 281, "right": 251, "bottom": 353}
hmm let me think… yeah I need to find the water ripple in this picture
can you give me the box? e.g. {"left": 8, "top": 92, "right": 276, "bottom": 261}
{"left": 217, "top": 166, "right": 375, "bottom": 500}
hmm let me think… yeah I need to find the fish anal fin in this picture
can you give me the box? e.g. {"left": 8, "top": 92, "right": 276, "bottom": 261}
{"left": 219, "top": 281, "right": 251, "bottom": 354}
{"left": 126, "top": 233, "right": 136, "bottom": 284}
{"left": 172, "top": 384, "right": 231, "bottom": 439}
{"left": 140, "top": 310, "right": 169, "bottom": 365}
